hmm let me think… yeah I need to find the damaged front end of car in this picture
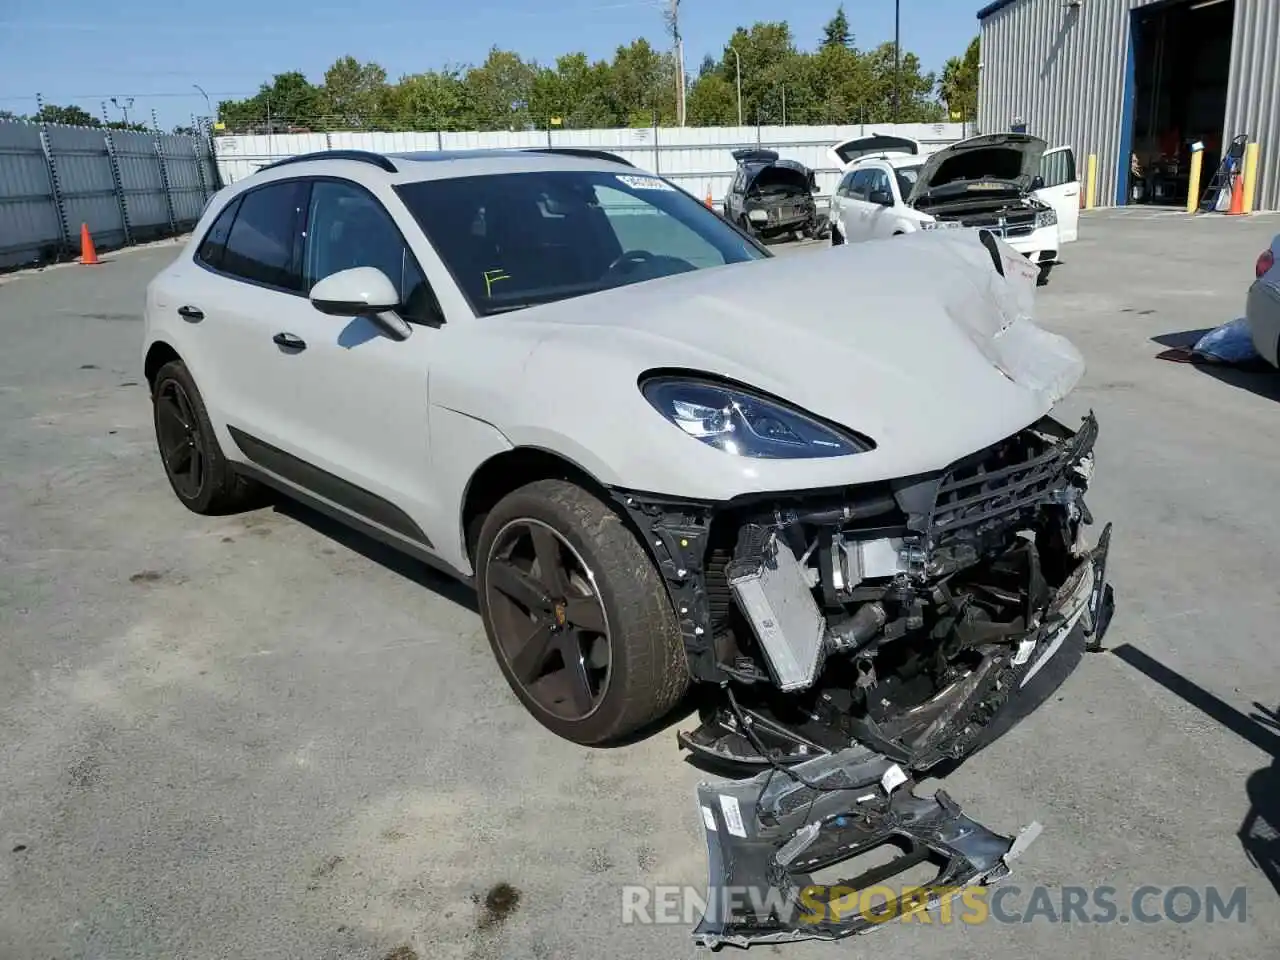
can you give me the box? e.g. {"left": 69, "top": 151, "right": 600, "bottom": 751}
{"left": 614, "top": 409, "right": 1114, "bottom": 946}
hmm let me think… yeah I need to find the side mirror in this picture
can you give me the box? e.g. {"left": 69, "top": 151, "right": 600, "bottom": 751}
{"left": 310, "top": 266, "right": 412, "bottom": 341}
{"left": 870, "top": 190, "right": 894, "bottom": 207}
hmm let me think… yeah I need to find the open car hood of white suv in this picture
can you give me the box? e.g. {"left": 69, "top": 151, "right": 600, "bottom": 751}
{"left": 494, "top": 228, "right": 1085, "bottom": 490}
{"left": 907, "top": 133, "right": 1049, "bottom": 204}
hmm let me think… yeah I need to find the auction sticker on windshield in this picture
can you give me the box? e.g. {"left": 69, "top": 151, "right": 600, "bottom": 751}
{"left": 617, "top": 174, "right": 674, "bottom": 191}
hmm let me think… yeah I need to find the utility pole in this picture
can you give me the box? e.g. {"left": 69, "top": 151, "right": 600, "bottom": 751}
{"left": 667, "top": 0, "right": 686, "bottom": 125}
{"left": 729, "top": 46, "right": 743, "bottom": 127}
{"left": 110, "top": 96, "right": 134, "bottom": 126}
{"left": 893, "top": 0, "right": 901, "bottom": 124}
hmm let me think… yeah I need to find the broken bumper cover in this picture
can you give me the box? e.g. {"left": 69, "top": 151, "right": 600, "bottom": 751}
{"left": 692, "top": 747, "right": 1041, "bottom": 948}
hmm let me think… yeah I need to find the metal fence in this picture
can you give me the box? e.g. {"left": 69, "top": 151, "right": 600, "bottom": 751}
{"left": 213, "top": 122, "right": 971, "bottom": 207}
{"left": 0, "top": 120, "right": 221, "bottom": 270}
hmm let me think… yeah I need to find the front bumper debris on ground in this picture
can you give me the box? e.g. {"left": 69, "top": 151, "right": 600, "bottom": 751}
{"left": 691, "top": 747, "right": 1042, "bottom": 949}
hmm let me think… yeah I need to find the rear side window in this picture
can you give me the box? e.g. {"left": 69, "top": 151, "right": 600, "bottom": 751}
{"left": 195, "top": 196, "right": 241, "bottom": 269}
{"left": 219, "top": 181, "right": 308, "bottom": 292}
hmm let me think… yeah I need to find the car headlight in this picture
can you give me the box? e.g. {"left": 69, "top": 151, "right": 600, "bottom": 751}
{"left": 641, "top": 376, "right": 872, "bottom": 459}
{"left": 1036, "top": 208, "right": 1058, "bottom": 227}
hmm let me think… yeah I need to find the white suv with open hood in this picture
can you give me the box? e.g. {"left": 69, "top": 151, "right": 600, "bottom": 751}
{"left": 828, "top": 133, "right": 1080, "bottom": 283}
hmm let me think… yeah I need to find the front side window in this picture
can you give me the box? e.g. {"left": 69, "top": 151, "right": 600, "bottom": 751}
{"left": 220, "top": 181, "right": 308, "bottom": 291}
{"left": 395, "top": 170, "right": 767, "bottom": 316}
{"left": 893, "top": 164, "right": 922, "bottom": 201}
{"left": 302, "top": 179, "right": 438, "bottom": 323}
{"left": 866, "top": 169, "right": 893, "bottom": 204}
{"left": 196, "top": 196, "right": 241, "bottom": 270}
{"left": 848, "top": 169, "right": 874, "bottom": 200}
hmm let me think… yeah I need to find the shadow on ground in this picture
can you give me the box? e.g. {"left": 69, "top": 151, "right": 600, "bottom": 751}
{"left": 1112, "top": 643, "right": 1280, "bottom": 896}
{"left": 1151, "top": 328, "right": 1280, "bottom": 402}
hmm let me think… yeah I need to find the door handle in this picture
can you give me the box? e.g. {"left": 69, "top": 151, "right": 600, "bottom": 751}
{"left": 272, "top": 332, "right": 307, "bottom": 351}
{"left": 177, "top": 305, "right": 203, "bottom": 321}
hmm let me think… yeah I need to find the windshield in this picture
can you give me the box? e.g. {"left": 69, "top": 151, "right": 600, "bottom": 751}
{"left": 395, "top": 170, "right": 767, "bottom": 316}
{"left": 894, "top": 164, "right": 922, "bottom": 200}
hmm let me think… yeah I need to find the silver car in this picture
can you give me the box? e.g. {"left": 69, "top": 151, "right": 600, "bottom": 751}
{"left": 1247, "top": 235, "right": 1280, "bottom": 367}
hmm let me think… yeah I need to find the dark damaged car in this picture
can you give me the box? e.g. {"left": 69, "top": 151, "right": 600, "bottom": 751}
{"left": 723, "top": 148, "right": 821, "bottom": 240}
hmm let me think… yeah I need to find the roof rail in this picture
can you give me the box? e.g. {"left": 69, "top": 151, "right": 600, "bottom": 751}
{"left": 520, "top": 147, "right": 635, "bottom": 167}
{"left": 258, "top": 149, "right": 398, "bottom": 173}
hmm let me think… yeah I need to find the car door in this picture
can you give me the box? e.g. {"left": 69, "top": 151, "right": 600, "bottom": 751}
{"left": 1034, "top": 146, "right": 1080, "bottom": 243}
{"left": 243, "top": 177, "right": 446, "bottom": 553}
{"left": 862, "top": 167, "right": 902, "bottom": 239}
{"left": 187, "top": 178, "right": 312, "bottom": 448}
{"left": 839, "top": 167, "right": 880, "bottom": 239}
{"left": 830, "top": 170, "right": 856, "bottom": 225}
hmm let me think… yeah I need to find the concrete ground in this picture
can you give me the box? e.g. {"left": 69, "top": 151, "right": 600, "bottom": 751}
{"left": 2, "top": 212, "right": 1280, "bottom": 960}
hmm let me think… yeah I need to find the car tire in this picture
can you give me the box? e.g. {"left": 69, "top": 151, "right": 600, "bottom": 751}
{"left": 831, "top": 226, "right": 844, "bottom": 246}
{"left": 151, "top": 359, "right": 260, "bottom": 515}
{"left": 1037, "top": 263, "right": 1054, "bottom": 286}
{"left": 475, "top": 478, "right": 690, "bottom": 745}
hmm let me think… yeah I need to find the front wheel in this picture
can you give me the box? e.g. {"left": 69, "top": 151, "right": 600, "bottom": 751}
{"left": 1037, "top": 262, "right": 1054, "bottom": 286}
{"left": 831, "top": 225, "right": 845, "bottom": 246}
{"left": 475, "top": 479, "right": 690, "bottom": 745}
{"left": 151, "top": 359, "right": 260, "bottom": 515}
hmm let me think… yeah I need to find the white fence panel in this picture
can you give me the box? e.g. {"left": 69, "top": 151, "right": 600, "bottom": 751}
{"left": 47, "top": 125, "right": 125, "bottom": 249}
{"left": 213, "top": 122, "right": 970, "bottom": 205}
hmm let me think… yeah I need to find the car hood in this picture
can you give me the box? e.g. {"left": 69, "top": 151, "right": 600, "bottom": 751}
{"left": 907, "top": 133, "right": 1048, "bottom": 203}
{"left": 493, "top": 229, "right": 1083, "bottom": 485}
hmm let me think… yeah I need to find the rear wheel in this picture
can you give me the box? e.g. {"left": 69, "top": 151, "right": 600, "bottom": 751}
{"left": 151, "top": 360, "right": 259, "bottom": 515}
{"left": 475, "top": 479, "right": 690, "bottom": 745}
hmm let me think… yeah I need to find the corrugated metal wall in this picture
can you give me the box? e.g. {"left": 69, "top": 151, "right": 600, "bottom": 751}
{"left": 978, "top": 0, "right": 1131, "bottom": 208}
{"left": 979, "top": 0, "right": 1280, "bottom": 210}
{"left": 0, "top": 120, "right": 220, "bottom": 269}
{"left": 1223, "top": 0, "right": 1280, "bottom": 211}
{"left": 214, "top": 122, "right": 971, "bottom": 204}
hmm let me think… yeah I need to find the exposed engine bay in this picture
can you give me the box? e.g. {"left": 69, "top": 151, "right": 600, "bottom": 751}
{"left": 617, "top": 411, "right": 1113, "bottom": 776}
{"left": 916, "top": 191, "right": 1058, "bottom": 241}
{"left": 615, "top": 411, "right": 1114, "bottom": 947}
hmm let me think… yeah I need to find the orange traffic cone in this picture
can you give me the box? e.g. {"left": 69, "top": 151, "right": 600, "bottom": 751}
{"left": 1228, "top": 172, "right": 1245, "bottom": 216}
{"left": 705, "top": 188, "right": 714, "bottom": 210}
{"left": 78, "top": 223, "right": 100, "bottom": 265}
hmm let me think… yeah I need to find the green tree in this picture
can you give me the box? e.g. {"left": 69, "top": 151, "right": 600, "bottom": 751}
{"left": 686, "top": 73, "right": 737, "bottom": 126}
{"left": 382, "top": 68, "right": 472, "bottom": 131}
{"left": 320, "top": 56, "right": 388, "bottom": 128}
{"left": 610, "top": 38, "right": 677, "bottom": 126}
{"left": 938, "top": 36, "right": 980, "bottom": 122}
{"left": 821, "top": 5, "right": 853, "bottom": 49}
{"left": 865, "top": 42, "right": 944, "bottom": 122}
{"left": 218, "top": 71, "right": 322, "bottom": 132}
{"left": 465, "top": 48, "right": 537, "bottom": 130}
{"left": 33, "top": 104, "right": 100, "bottom": 127}
{"left": 529, "top": 53, "right": 619, "bottom": 128}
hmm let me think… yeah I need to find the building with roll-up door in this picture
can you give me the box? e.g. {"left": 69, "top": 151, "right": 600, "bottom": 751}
{"left": 976, "top": 0, "right": 1280, "bottom": 210}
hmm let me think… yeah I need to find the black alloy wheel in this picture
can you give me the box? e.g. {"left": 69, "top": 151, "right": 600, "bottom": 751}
{"left": 155, "top": 378, "right": 206, "bottom": 501}
{"left": 484, "top": 517, "right": 612, "bottom": 722}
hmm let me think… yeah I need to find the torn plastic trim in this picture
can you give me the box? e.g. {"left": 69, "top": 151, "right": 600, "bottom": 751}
{"left": 692, "top": 747, "right": 1041, "bottom": 948}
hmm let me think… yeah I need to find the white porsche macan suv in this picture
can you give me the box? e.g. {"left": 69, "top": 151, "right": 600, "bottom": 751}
{"left": 143, "top": 147, "right": 1114, "bottom": 769}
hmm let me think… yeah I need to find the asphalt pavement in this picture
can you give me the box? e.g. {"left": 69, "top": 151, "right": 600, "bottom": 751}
{"left": 2, "top": 213, "right": 1280, "bottom": 959}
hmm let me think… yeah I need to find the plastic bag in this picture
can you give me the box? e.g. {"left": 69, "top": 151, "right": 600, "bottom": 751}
{"left": 1192, "top": 317, "right": 1259, "bottom": 364}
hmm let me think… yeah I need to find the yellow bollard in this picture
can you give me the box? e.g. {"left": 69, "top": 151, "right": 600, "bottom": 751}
{"left": 1243, "top": 142, "right": 1260, "bottom": 214}
{"left": 1186, "top": 142, "right": 1205, "bottom": 215}
{"left": 1085, "top": 154, "right": 1097, "bottom": 209}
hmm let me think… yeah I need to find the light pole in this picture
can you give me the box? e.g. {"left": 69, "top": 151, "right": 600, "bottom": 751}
{"left": 893, "top": 0, "right": 901, "bottom": 124}
{"left": 193, "top": 83, "right": 212, "bottom": 120}
{"left": 729, "top": 46, "right": 743, "bottom": 127}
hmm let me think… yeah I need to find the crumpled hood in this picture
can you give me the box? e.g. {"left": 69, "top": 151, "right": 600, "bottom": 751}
{"left": 908, "top": 133, "right": 1048, "bottom": 202}
{"left": 511, "top": 229, "right": 1084, "bottom": 473}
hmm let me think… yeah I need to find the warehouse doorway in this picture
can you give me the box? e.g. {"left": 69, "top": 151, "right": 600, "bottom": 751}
{"left": 1124, "top": 0, "right": 1234, "bottom": 207}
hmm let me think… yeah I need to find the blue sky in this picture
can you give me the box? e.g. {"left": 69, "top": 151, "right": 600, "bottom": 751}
{"left": 0, "top": 0, "right": 979, "bottom": 129}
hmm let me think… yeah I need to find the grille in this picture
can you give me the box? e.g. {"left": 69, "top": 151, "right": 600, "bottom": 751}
{"left": 927, "top": 414, "right": 1097, "bottom": 543}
